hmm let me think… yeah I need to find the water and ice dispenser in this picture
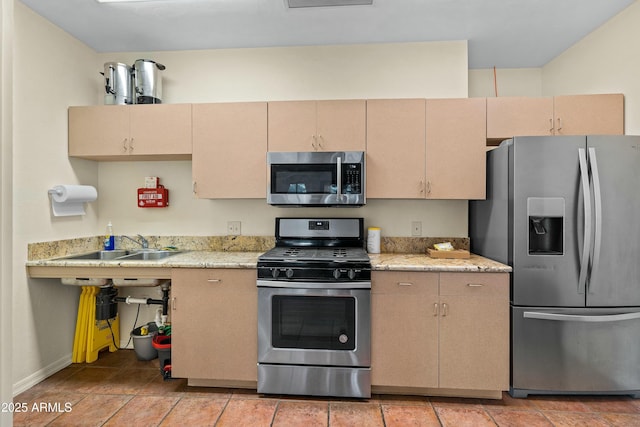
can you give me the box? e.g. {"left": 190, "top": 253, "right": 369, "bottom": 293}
{"left": 528, "top": 197, "right": 564, "bottom": 255}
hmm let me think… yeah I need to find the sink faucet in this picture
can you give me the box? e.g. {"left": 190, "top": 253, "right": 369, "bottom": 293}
{"left": 121, "top": 234, "right": 149, "bottom": 249}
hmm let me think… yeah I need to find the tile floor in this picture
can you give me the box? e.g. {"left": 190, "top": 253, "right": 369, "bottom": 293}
{"left": 12, "top": 349, "right": 640, "bottom": 426}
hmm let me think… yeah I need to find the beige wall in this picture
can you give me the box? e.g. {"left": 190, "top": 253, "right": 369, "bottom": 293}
{"left": 542, "top": 1, "right": 640, "bottom": 134}
{"left": 12, "top": 2, "right": 99, "bottom": 393}
{"left": 469, "top": 68, "right": 543, "bottom": 98}
{"left": 95, "top": 42, "right": 471, "bottom": 239}
{"left": 1, "top": 0, "right": 14, "bottom": 418}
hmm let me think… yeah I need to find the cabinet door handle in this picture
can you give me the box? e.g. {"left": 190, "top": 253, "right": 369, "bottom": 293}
{"left": 433, "top": 302, "right": 439, "bottom": 316}
{"left": 192, "top": 181, "right": 197, "bottom": 195}
{"left": 549, "top": 117, "right": 554, "bottom": 133}
{"left": 467, "top": 283, "right": 484, "bottom": 287}
{"left": 311, "top": 135, "right": 317, "bottom": 150}
{"left": 318, "top": 135, "right": 324, "bottom": 150}
{"left": 129, "top": 137, "right": 134, "bottom": 152}
{"left": 122, "top": 138, "right": 128, "bottom": 152}
{"left": 441, "top": 302, "right": 448, "bottom": 316}
{"left": 171, "top": 297, "right": 176, "bottom": 310}
{"left": 419, "top": 179, "right": 424, "bottom": 194}
{"left": 207, "top": 278, "right": 222, "bottom": 283}
{"left": 426, "top": 181, "right": 432, "bottom": 195}
{"left": 557, "top": 117, "right": 563, "bottom": 132}
{"left": 397, "top": 282, "right": 413, "bottom": 286}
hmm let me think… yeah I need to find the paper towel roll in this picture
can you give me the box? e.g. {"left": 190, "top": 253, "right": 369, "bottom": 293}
{"left": 49, "top": 185, "right": 97, "bottom": 216}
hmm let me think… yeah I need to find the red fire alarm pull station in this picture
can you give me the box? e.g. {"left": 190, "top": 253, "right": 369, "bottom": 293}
{"left": 138, "top": 177, "right": 169, "bottom": 208}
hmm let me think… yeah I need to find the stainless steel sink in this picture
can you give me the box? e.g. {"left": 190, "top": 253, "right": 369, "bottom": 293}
{"left": 57, "top": 250, "right": 131, "bottom": 260}
{"left": 54, "top": 249, "right": 182, "bottom": 261}
{"left": 115, "top": 250, "right": 182, "bottom": 261}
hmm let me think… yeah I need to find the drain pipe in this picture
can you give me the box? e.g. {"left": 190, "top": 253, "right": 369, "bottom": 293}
{"left": 96, "top": 281, "right": 170, "bottom": 321}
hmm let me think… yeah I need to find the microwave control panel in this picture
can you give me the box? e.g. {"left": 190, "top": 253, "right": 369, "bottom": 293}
{"left": 342, "top": 164, "right": 362, "bottom": 194}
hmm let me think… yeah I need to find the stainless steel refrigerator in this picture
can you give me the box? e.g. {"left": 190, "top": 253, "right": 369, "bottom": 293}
{"left": 470, "top": 135, "right": 640, "bottom": 398}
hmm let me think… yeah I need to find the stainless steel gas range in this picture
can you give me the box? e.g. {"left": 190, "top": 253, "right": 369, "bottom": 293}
{"left": 257, "top": 217, "right": 372, "bottom": 399}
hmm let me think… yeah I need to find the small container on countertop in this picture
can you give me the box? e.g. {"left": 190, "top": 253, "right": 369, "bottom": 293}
{"left": 367, "top": 227, "right": 381, "bottom": 254}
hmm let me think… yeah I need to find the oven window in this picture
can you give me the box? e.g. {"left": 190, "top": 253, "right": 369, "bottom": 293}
{"left": 271, "top": 164, "right": 336, "bottom": 194}
{"left": 272, "top": 295, "right": 356, "bottom": 351}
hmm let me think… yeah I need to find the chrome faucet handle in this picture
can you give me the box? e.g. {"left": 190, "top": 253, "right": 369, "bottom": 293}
{"left": 137, "top": 234, "right": 149, "bottom": 249}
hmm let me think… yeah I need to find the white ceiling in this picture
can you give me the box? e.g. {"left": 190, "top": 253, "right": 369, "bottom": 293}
{"left": 18, "top": 0, "right": 635, "bottom": 69}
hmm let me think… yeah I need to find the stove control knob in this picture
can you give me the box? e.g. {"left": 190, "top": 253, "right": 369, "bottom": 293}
{"left": 339, "top": 334, "right": 349, "bottom": 344}
{"left": 271, "top": 268, "right": 280, "bottom": 279}
{"left": 285, "top": 268, "right": 294, "bottom": 279}
{"left": 348, "top": 269, "right": 356, "bottom": 280}
{"left": 333, "top": 269, "right": 342, "bottom": 279}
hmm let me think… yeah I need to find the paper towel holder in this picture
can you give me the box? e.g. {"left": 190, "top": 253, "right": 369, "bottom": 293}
{"left": 48, "top": 184, "right": 98, "bottom": 217}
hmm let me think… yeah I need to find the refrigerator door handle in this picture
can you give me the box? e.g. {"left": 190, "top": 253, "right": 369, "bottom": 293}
{"left": 524, "top": 311, "right": 640, "bottom": 323}
{"left": 588, "top": 147, "right": 602, "bottom": 294}
{"left": 577, "top": 148, "right": 592, "bottom": 295}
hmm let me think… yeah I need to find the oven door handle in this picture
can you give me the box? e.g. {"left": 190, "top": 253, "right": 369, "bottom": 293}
{"left": 257, "top": 279, "right": 371, "bottom": 290}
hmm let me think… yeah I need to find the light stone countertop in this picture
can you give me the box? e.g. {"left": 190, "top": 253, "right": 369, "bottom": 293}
{"left": 26, "top": 251, "right": 264, "bottom": 270}
{"left": 27, "top": 250, "right": 511, "bottom": 273}
{"left": 368, "top": 253, "right": 511, "bottom": 273}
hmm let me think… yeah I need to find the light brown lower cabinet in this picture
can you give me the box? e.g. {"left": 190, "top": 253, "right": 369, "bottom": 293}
{"left": 170, "top": 268, "right": 257, "bottom": 382}
{"left": 371, "top": 271, "right": 509, "bottom": 393}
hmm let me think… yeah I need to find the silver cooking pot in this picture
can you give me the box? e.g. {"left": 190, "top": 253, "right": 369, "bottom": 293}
{"left": 133, "top": 59, "right": 166, "bottom": 104}
{"left": 101, "top": 62, "right": 134, "bottom": 105}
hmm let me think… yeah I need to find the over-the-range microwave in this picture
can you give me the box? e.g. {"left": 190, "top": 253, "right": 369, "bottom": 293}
{"left": 267, "top": 151, "right": 366, "bottom": 207}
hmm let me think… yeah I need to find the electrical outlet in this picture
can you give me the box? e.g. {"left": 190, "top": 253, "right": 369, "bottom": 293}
{"left": 411, "top": 221, "right": 422, "bottom": 236}
{"left": 227, "top": 221, "right": 241, "bottom": 235}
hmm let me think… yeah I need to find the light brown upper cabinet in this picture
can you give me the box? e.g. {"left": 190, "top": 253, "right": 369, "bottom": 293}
{"left": 487, "top": 94, "right": 624, "bottom": 142}
{"left": 553, "top": 94, "right": 624, "bottom": 136}
{"left": 68, "top": 104, "right": 192, "bottom": 160}
{"left": 366, "top": 99, "right": 427, "bottom": 199}
{"left": 367, "top": 98, "right": 486, "bottom": 200}
{"left": 426, "top": 98, "right": 487, "bottom": 200}
{"left": 267, "top": 100, "right": 366, "bottom": 152}
{"left": 192, "top": 102, "right": 267, "bottom": 199}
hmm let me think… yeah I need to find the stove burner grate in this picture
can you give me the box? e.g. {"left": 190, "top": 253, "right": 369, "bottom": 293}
{"left": 283, "top": 248, "right": 300, "bottom": 257}
{"left": 333, "top": 248, "right": 347, "bottom": 258}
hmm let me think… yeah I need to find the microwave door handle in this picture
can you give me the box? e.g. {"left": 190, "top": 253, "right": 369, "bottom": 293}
{"left": 336, "top": 156, "right": 342, "bottom": 201}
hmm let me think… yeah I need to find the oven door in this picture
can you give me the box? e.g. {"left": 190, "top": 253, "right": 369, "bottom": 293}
{"left": 267, "top": 151, "right": 365, "bottom": 206}
{"left": 258, "top": 285, "right": 371, "bottom": 367}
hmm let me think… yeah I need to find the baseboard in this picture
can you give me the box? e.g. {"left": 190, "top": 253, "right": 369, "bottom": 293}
{"left": 13, "top": 353, "right": 72, "bottom": 397}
